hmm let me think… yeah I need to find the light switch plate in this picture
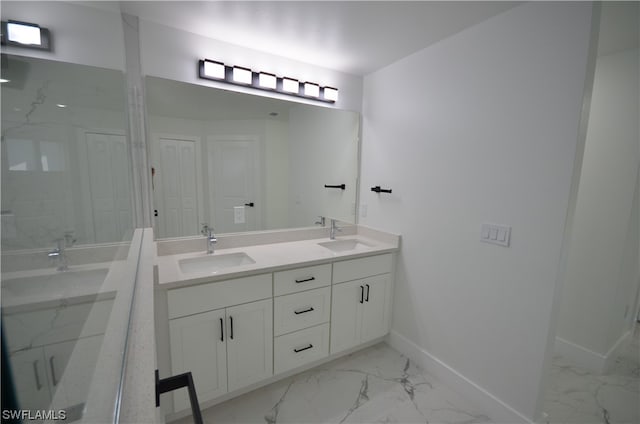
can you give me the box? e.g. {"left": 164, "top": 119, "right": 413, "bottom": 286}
{"left": 481, "top": 223, "right": 511, "bottom": 247}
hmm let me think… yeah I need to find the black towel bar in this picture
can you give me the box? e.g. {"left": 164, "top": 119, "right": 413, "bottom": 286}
{"left": 324, "top": 184, "right": 346, "bottom": 190}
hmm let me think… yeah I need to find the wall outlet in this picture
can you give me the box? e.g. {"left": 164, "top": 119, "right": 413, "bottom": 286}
{"left": 234, "top": 206, "right": 245, "bottom": 224}
{"left": 481, "top": 223, "right": 511, "bottom": 247}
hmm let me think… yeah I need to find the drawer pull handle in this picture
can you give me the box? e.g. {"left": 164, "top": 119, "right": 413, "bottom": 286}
{"left": 294, "top": 307, "right": 314, "bottom": 315}
{"left": 49, "top": 355, "right": 58, "bottom": 386}
{"left": 360, "top": 285, "right": 364, "bottom": 303}
{"left": 295, "top": 276, "right": 315, "bottom": 284}
{"left": 33, "top": 360, "right": 42, "bottom": 390}
{"left": 365, "top": 284, "right": 370, "bottom": 302}
{"left": 220, "top": 317, "right": 224, "bottom": 341}
{"left": 294, "top": 344, "right": 313, "bottom": 353}
{"left": 229, "top": 316, "right": 234, "bottom": 340}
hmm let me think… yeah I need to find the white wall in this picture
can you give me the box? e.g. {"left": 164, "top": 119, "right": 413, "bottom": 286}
{"left": 138, "top": 20, "right": 363, "bottom": 112}
{"left": 360, "top": 2, "right": 593, "bottom": 421}
{"left": 0, "top": 1, "right": 125, "bottom": 70}
{"left": 556, "top": 47, "right": 640, "bottom": 360}
{"left": 264, "top": 120, "right": 290, "bottom": 230}
{"left": 288, "top": 106, "right": 360, "bottom": 228}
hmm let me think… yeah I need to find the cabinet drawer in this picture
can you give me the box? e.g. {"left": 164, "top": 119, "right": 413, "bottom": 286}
{"left": 333, "top": 253, "right": 393, "bottom": 283}
{"left": 274, "top": 323, "right": 329, "bottom": 374}
{"left": 274, "top": 287, "right": 330, "bottom": 336}
{"left": 274, "top": 264, "right": 331, "bottom": 296}
{"left": 168, "top": 274, "right": 271, "bottom": 319}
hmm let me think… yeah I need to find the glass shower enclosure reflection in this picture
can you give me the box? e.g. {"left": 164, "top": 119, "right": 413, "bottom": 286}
{"left": 1, "top": 54, "right": 139, "bottom": 422}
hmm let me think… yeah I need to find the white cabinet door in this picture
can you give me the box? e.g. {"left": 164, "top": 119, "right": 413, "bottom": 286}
{"left": 331, "top": 274, "right": 391, "bottom": 354}
{"left": 170, "top": 309, "right": 227, "bottom": 412}
{"left": 45, "top": 335, "right": 104, "bottom": 410}
{"left": 226, "top": 299, "right": 273, "bottom": 392}
{"left": 10, "top": 348, "right": 51, "bottom": 411}
{"left": 360, "top": 274, "right": 390, "bottom": 343}
{"left": 330, "top": 279, "right": 364, "bottom": 354}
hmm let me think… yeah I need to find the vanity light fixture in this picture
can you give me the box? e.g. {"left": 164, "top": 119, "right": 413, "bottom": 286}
{"left": 323, "top": 86, "right": 339, "bottom": 102}
{"left": 1, "top": 20, "right": 51, "bottom": 51}
{"left": 282, "top": 77, "right": 299, "bottom": 94}
{"left": 258, "top": 72, "right": 277, "bottom": 90}
{"left": 198, "top": 59, "right": 337, "bottom": 103}
{"left": 304, "top": 82, "right": 320, "bottom": 98}
{"left": 203, "top": 60, "right": 225, "bottom": 80}
{"left": 0, "top": 79, "right": 9, "bottom": 83}
{"left": 232, "top": 66, "right": 252, "bottom": 85}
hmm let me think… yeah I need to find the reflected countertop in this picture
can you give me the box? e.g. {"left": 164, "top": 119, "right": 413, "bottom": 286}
{"left": 1, "top": 260, "right": 124, "bottom": 313}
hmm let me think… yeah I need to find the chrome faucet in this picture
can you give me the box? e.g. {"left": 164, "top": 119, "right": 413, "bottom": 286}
{"left": 315, "top": 216, "right": 326, "bottom": 226}
{"left": 329, "top": 219, "right": 342, "bottom": 240}
{"left": 201, "top": 224, "right": 217, "bottom": 254}
{"left": 47, "top": 231, "right": 76, "bottom": 271}
{"left": 48, "top": 239, "right": 69, "bottom": 271}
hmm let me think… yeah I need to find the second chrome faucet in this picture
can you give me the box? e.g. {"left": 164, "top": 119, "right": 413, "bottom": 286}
{"left": 201, "top": 224, "right": 217, "bottom": 254}
{"left": 329, "top": 219, "right": 342, "bottom": 240}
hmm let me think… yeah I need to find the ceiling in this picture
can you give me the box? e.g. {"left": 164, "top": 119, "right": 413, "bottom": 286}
{"left": 119, "top": 1, "right": 518, "bottom": 76}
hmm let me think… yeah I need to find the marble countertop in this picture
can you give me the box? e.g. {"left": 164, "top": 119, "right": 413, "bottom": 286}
{"left": 156, "top": 228, "right": 400, "bottom": 289}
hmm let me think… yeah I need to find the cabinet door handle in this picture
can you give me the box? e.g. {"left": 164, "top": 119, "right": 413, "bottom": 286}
{"left": 360, "top": 285, "right": 364, "bottom": 303}
{"left": 229, "top": 316, "right": 234, "bottom": 340}
{"left": 294, "top": 344, "right": 313, "bottom": 353}
{"left": 220, "top": 317, "right": 224, "bottom": 342}
{"left": 365, "top": 284, "right": 370, "bottom": 302}
{"left": 295, "top": 276, "right": 315, "bottom": 284}
{"left": 49, "top": 356, "right": 58, "bottom": 386}
{"left": 294, "top": 307, "right": 314, "bottom": 315}
{"left": 32, "top": 360, "right": 42, "bottom": 390}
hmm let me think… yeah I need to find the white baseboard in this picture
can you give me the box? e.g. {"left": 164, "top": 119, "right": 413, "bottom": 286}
{"left": 602, "top": 330, "right": 631, "bottom": 374}
{"left": 554, "top": 336, "right": 607, "bottom": 374}
{"left": 387, "top": 330, "right": 532, "bottom": 424}
{"left": 554, "top": 331, "right": 631, "bottom": 375}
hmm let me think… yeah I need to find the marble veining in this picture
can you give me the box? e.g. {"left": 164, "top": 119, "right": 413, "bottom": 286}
{"left": 542, "top": 325, "right": 640, "bottom": 424}
{"left": 173, "top": 343, "right": 493, "bottom": 424}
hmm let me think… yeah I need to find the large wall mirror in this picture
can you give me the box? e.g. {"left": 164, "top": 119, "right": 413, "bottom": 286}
{"left": 1, "top": 54, "right": 133, "bottom": 251}
{"left": 146, "top": 77, "right": 360, "bottom": 239}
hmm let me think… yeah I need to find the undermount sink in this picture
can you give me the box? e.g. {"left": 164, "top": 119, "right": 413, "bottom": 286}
{"left": 2, "top": 268, "right": 109, "bottom": 298}
{"left": 318, "top": 239, "right": 373, "bottom": 253}
{"left": 179, "top": 252, "right": 255, "bottom": 274}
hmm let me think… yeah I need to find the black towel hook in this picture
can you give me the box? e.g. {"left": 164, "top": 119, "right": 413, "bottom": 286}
{"left": 371, "top": 186, "right": 392, "bottom": 194}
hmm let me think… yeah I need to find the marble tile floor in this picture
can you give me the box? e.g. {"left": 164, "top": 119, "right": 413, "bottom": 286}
{"left": 173, "top": 343, "right": 494, "bottom": 424}
{"left": 542, "top": 324, "right": 640, "bottom": 424}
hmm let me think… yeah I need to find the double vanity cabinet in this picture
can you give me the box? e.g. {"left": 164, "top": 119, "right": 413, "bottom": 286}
{"left": 156, "top": 232, "right": 398, "bottom": 417}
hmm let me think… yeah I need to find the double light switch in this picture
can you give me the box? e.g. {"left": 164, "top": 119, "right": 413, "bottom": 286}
{"left": 481, "top": 223, "right": 511, "bottom": 247}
